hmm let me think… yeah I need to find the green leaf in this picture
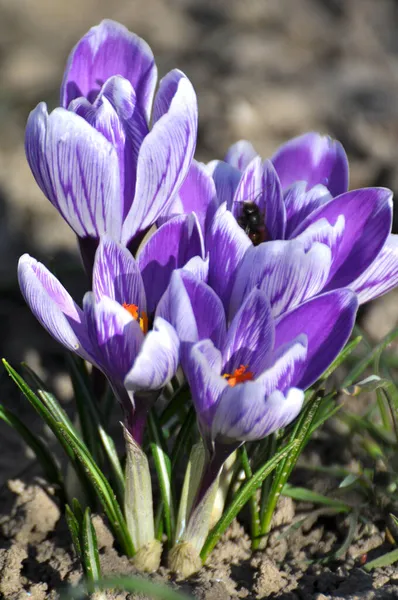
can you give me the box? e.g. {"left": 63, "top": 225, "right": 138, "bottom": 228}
{"left": 0, "top": 403, "right": 64, "bottom": 498}
{"left": 342, "top": 326, "right": 398, "bottom": 388}
{"left": 319, "top": 336, "right": 363, "bottom": 381}
{"left": 82, "top": 507, "right": 101, "bottom": 586}
{"left": 364, "top": 547, "right": 398, "bottom": 571}
{"left": 282, "top": 484, "right": 350, "bottom": 512}
{"left": 256, "top": 393, "right": 334, "bottom": 549}
{"left": 72, "top": 498, "right": 85, "bottom": 527}
{"left": 239, "top": 445, "right": 260, "bottom": 543}
{"left": 65, "top": 504, "right": 82, "bottom": 559}
{"left": 200, "top": 439, "right": 299, "bottom": 562}
{"left": 67, "top": 355, "right": 125, "bottom": 503}
{"left": 160, "top": 383, "right": 191, "bottom": 426}
{"left": 61, "top": 575, "right": 193, "bottom": 600}
{"left": 57, "top": 423, "right": 134, "bottom": 557}
{"left": 148, "top": 410, "right": 175, "bottom": 545}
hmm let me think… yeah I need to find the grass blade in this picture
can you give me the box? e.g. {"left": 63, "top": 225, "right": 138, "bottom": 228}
{"left": 82, "top": 507, "right": 101, "bottom": 587}
{"left": 200, "top": 439, "right": 298, "bottom": 562}
{"left": 62, "top": 575, "right": 193, "bottom": 600}
{"left": 57, "top": 423, "right": 134, "bottom": 557}
{"left": 65, "top": 504, "right": 82, "bottom": 559}
{"left": 0, "top": 403, "right": 64, "bottom": 498}
{"left": 282, "top": 484, "right": 351, "bottom": 512}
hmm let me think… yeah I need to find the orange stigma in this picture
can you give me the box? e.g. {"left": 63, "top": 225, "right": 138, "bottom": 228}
{"left": 122, "top": 303, "right": 148, "bottom": 334}
{"left": 223, "top": 365, "right": 254, "bottom": 387}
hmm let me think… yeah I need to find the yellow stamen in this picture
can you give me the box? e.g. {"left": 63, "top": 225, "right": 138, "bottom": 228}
{"left": 123, "top": 303, "right": 148, "bottom": 334}
{"left": 223, "top": 365, "right": 254, "bottom": 387}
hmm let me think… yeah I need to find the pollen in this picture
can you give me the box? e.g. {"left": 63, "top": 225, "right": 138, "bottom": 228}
{"left": 223, "top": 365, "right": 254, "bottom": 387}
{"left": 123, "top": 303, "right": 148, "bottom": 334}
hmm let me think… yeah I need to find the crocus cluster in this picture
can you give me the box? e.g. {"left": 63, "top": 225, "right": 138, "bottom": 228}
{"left": 18, "top": 19, "right": 398, "bottom": 574}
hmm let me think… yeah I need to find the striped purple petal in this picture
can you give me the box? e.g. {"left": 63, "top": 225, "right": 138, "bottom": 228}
{"left": 124, "top": 317, "right": 179, "bottom": 391}
{"left": 25, "top": 104, "right": 122, "bottom": 241}
{"left": 93, "top": 238, "right": 146, "bottom": 311}
{"left": 84, "top": 292, "right": 144, "bottom": 381}
{"left": 224, "top": 140, "right": 258, "bottom": 171}
{"left": 275, "top": 288, "right": 358, "bottom": 390}
{"left": 232, "top": 158, "right": 285, "bottom": 240}
{"left": 61, "top": 19, "right": 157, "bottom": 121}
{"left": 222, "top": 289, "right": 274, "bottom": 376}
{"left": 207, "top": 160, "right": 241, "bottom": 209}
{"left": 271, "top": 132, "right": 349, "bottom": 197}
{"left": 18, "top": 254, "right": 95, "bottom": 363}
{"left": 349, "top": 234, "right": 398, "bottom": 304}
{"left": 121, "top": 70, "right": 198, "bottom": 244}
{"left": 284, "top": 183, "right": 332, "bottom": 239}
{"left": 229, "top": 240, "right": 332, "bottom": 320}
{"left": 295, "top": 188, "right": 393, "bottom": 289}
{"left": 137, "top": 213, "right": 204, "bottom": 315}
{"left": 206, "top": 203, "right": 251, "bottom": 311}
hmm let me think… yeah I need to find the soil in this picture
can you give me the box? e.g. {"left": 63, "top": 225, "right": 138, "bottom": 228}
{"left": 2, "top": 0, "right": 398, "bottom": 598}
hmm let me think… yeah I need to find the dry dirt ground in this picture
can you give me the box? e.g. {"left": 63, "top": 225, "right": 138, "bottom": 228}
{"left": 2, "top": 0, "right": 398, "bottom": 598}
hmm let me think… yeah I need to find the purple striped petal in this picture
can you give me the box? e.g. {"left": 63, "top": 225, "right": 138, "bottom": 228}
{"left": 284, "top": 183, "right": 332, "bottom": 238}
{"left": 164, "top": 160, "right": 217, "bottom": 233}
{"left": 93, "top": 238, "right": 146, "bottom": 311}
{"left": 25, "top": 104, "right": 122, "bottom": 240}
{"left": 275, "top": 289, "right": 358, "bottom": 390}
{"left": 185, "top": 339, "right": 227, "bottom": 431}
{"left": 137, "top": 213, "right": 204, "bottom": 314}
{"left": 121, "top": 70, "right": 198, "bottom": 244}
{"left": 18, "top": 254, "right": 95, "bottom": 363}
{"left": 61, "top": 19, "right": 157, "bottom": 120}
{"left": 349, "top": 234, "right": 398, "bottom": 304}
{"left": 124, "top": 317, "right": 179, "bottom": 391}
{"left": 156, "top": 270, "right": 226, "bottom": 349}
{"left": 271, "top": 132, "right": 349, "bottom": 197}
{"left": 294, "top": 216, "right": 345, "bottom": 258}
{"left": 206, "top": 203, "right": 251, "bottom": 310}
{"left": 230, "top": 240, "right": 332, "bottom": 320}
{"left": 224, "top": 140, "right": 258, "bottom": 171}
{"left": 222, "top": 289, "right": 274, "bottom": 376}
{"left": 84, "top": 292, "right": 143, "bottom": 381}
{"left": 207, "top": 161, "right": 241, "bottom": 209}
{"left": 295, "top": 188, "right": 393, "bottom": 289}
{"left": 70, "top": 76, "right": 148, "bottom": 220}
{"left": 211, "top": 383, "right": 304, "bottom": 443}
{"left": 256, "top": 336, "right": 308, "bottom": 395}
{"left": 232, "top": 158, "right": 285, "bottom": 239}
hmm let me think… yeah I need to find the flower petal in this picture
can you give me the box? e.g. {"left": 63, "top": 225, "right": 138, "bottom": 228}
{"left": 224, "top": 140, "right": 258, "bottom": 171}
{"left": 25, "top": 104, "right": 122, "bottom": 240}
{"left": 124, "top": 317, "right": 179, "bottom": 391}
{"left": 207, "top": 160, "right": 241, "bottom": 209}
{"left": 18, "top": 254, "right": 95, "bottom": 362}
{"left": 122, "top": 70, "right": 198, "bottom": 244}
{"left": 349, "top": 234, "right": 398, "bottom": 304}
{"left": 162, "top": 160, "right": 217, "bottom": 233}
{"left": 295, "top": 188, "right": 393, "bottom": 289}
{"left": 137, "top": 213, "right": 204, "bottom": 314}
{"left": 271, "top": 132, "right": 349, "bottom": 196}
{"left": 93, "top": 238, "right": 146, "bottom": 311}
{"left": 222, "top": 289, "right": 274, "bottom": 376}
{"left": 284, "top": 183, "right": 332, "bottom": 238}
{"left": 230, "top": 240, "right": 332, "bottom": 320}
{"left": 156, "top": 269, "right": 226, "bottom": 350}
{"left": 232, "top": 158, "right": 285, "bottom": 240}
{"left": 185, "top": 339, "right": 227, "bottom": 431}
{"left": 70, "top": 76, "right": 149, "bottom": 220}
{"left": 256, "top": 336, "right": 308, "bottom": 395}
{"left": 206, "top": 203, "right": 252, "bottom": 310}
{"left": 275, "top": 289, "right": 358, "bottom": 390}
{"left": 61, "top": 19, "right": 157, "bottom": 120}
{"left": 84, "top": 292, "right": 143, "bottom": 381}
{"left": 212, "top": 383, "right": 304, "bottom": 443}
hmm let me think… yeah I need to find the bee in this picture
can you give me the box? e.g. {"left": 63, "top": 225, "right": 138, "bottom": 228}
{"left": 237, "top": 202, "right": 268, "bottom": 246}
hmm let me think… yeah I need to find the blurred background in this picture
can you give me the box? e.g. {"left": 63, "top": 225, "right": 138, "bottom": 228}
{"left": 1, "top": 0, "right": 398, "bottom": 483}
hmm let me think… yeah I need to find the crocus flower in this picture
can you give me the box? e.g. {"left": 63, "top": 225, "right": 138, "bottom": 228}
{"left": 17, "top": 232, "right": 200, "bottom": 444}
{"left": 25, "top": 20, "right": 198, "bottom": 272}
{"left": 165, "top": 132, "right": 398, "bottom": 311}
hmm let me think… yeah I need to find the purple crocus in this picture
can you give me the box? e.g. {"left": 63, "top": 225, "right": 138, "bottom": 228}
{"left": 25, "top": 20, "right": 198, "bottom": 272}
{"left": 17, "top": 234, "right": 196, "bottom": 445}
{"left": 165, "top": 133, "right": 397, "bottom": 313}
